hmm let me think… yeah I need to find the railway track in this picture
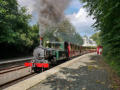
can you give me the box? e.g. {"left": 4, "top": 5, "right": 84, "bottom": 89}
{"left": 0, "top": 65, "right": 26, "bottom": 74}
{"left": 0, "top": 66, "right": 31, "bottom": 86}
{"left": 0, "top": 72, "right": 36, "bottom": 90}
{"left": 0, "top": 58, "right": 65, "bottom": 89}
{"left": 0, "top": 65, "right": 24, "bottom": 71}
{"left": 0, "top": 51, "right": 95, "bottom": 89}
{"left": 0, "top": 57, "right": 33, "bottom": 71}
{"left": 0, "top": 57, "right": 33, "bottom": 64}
{"left": 0, "top": 57, "right": 33, "bottom": 88}
{"left": 0, "top": 55, "right": 74, "bottom": 89}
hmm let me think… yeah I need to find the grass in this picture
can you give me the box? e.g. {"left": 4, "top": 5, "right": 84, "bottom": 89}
{"left": 104, "top": 58, "right": 120, "bottom": 76}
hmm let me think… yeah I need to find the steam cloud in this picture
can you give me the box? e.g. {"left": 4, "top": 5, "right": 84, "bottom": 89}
{"left": 35, "top": 0, "right": 70, "bottom": 36}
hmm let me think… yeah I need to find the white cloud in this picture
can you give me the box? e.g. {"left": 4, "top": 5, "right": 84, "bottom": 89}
{"left": 17, "top": 0, "right": 35, "bottom": 14}
{"left": 66, "top": 8, "right": 96, "bottom": 36}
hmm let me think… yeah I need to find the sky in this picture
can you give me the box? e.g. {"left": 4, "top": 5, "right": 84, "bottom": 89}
{"left": 17, "top": 0, "right": 96, "bottom": 37}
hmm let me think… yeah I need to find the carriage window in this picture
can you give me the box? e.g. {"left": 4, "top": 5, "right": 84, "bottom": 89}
{"left": 55, "top": 43, "right": 60, "bottom": 49}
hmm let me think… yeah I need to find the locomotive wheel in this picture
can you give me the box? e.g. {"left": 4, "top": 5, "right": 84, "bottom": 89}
{"left": 33, "top": 67, "right": 41, "bottom": 73}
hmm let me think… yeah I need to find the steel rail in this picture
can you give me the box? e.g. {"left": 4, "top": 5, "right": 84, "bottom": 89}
{"left": 0, "top": 57, "right": 33, "bottom": 65}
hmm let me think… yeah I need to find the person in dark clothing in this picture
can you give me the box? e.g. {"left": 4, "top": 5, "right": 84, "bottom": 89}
{"left": 64, "top": 41, "right": 69, "bottom": 59}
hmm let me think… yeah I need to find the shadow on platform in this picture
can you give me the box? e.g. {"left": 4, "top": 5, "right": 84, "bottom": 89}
{"left": 40, "top": 54, "right": 112, "bottom": 90}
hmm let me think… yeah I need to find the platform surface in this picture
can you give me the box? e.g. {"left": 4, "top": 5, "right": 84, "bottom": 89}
{"left": 28, "top": 53, "right": 113, "bottom": 90}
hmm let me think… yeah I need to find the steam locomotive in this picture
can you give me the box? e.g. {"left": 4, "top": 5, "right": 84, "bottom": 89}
{"left": 29, "top": 41, "right": 96, "bottom": 73}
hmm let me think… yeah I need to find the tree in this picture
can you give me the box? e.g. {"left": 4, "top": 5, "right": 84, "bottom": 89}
{"left": 90, "top": 32, "right": 101, "bottom": 45}
{"left": 43, "top": 19, "right": 83, "bottom": 45}
{"left": 0, "top": 0, "right": 32, "bottom": 45}
{"left": 80, "top": 0, "right": 120, "bottom": 75}
{"left": 0, "top": 0, "right": 39, "bottom": 58}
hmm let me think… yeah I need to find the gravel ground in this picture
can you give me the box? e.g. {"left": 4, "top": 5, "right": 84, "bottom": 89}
{"left": 28, "top": 53, "right": 115, "bottom": 90}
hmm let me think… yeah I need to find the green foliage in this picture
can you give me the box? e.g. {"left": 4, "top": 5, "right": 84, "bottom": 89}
{"left": 0, "top": 0, "right": 31, "bottom": 44}
{"left": 104, "top": 59, "right": 120, "bottom": 76}
{"left": 0, "top": 0, "right": 82, "bottom": 59}
{"left": 0, "top": 0, "right": 39, "bottom": 58}
{"left": 43, "top": 20, "right": 83, "bottom": 45}
{"left": 81, "top": 0, "right": 120, "bottom": 74}
{"left": 90, "top": 32, "right": 101, "bottom": 45}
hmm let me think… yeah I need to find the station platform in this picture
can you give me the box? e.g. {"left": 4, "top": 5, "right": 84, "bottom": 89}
{"left": 5, "top": 53, "right": 113, "bottom": 90}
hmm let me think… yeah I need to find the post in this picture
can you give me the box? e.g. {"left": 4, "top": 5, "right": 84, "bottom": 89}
{"left": 39, "top": 25, "right": 43, "bottom": 46}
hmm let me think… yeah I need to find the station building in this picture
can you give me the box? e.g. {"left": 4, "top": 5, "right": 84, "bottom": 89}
{"left": 82, "top": 35, "right": 97, "bottom": 46}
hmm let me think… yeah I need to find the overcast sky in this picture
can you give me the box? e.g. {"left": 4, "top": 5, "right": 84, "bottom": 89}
{"left": 17, "top": 0, "right": 96, "bottom": 37}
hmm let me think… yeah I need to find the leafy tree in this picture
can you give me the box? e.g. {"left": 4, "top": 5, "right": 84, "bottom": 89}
{"left": 90, "top": 32, "right": 101, "bottom": 45}
{"left": 43, "top": 19, "right": 83, "bottom": 45}
{"left": 0, "top": 0, "right": 32, "bottom": 44}
{"left": 80, "top": 0, "right": 120, "bottom": 75}
{"left": 0, "top": 0, "right": 39, "bottom": 58}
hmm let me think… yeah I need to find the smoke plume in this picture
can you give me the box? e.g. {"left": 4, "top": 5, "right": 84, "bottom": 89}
{"left": 35, "top": 0, "right": 70, "bottom": 36}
